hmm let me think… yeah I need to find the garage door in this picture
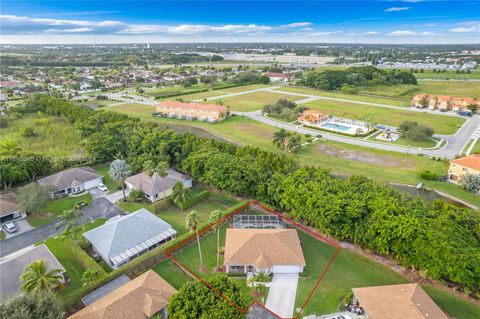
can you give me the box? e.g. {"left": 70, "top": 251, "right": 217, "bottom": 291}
{"left": 84, "top": 177, "right": 103, "bottom": 190}
{"left": 271, "top": 265, "right": 302, "bottom": 274}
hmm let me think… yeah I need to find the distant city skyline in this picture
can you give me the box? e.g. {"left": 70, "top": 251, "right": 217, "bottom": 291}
{"left": 1, "top": 0, "right": 479, "bottom": 44}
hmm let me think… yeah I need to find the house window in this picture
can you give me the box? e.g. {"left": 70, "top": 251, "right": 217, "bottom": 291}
{"left": 462, "top": 168, "right": 469, "bottom": 172}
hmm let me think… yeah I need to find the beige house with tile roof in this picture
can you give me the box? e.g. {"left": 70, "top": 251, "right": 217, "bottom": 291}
{"left": 352, "top": 283, "right": 448, "bottom": 319}
{"left": 224, "top": 228, "right": 306, "bottom": 274}
{"left": 156, "top": 101, "right": 229, "bottom": 122}
{"left": 68, "top": 270, "right": 177, "bottom": 319}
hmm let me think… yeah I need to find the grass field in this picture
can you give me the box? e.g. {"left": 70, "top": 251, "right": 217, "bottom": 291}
{"left": 366, "top": 131, "right": 438, "bottom": 148}
{"left": 414, "top": 70, "right": 480, "bottom": 80}
{"left": 178, "top": 84, "right": 269, "bottom": 101}
{"left": 304, "top": 99, "right": 464, "bottom": 135}
{"left": 360, "top": 81, "right": 480, "bottom": 99}
{"left": 43, "top": 218, "right": 107, "bottom": 296}
{"left": 0, "top": 114, "right": 83, "bottom": 159}
{"left": 470, "top": 140, "right": 480, "bottom": 154}
{"left": 118, "top": 190, "right": 238, "bottom": 236}
{"left": 104, "top": 105, "right": 480, "bottom": 207}
{"left": 27, "top": 193, "right": 93, "bottom": 227}
{"left": 213, "top": 91, "right": 303, "bottom": 112}
{"left": 276, "top": 86, "right": 409, "bottom": 107}
{"left": 294, "top": 230, "right": 480, "bottom": 319}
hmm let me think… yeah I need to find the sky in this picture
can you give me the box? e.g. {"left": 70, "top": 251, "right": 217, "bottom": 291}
{"left": 1, "top": 0, "right": 479, "bottom": 44}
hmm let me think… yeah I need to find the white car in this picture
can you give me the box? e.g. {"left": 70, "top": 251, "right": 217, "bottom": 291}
{"left": 2, "top": 222, "right": 17, "bottom": 234}
{"left": 97, "top": 183, "right": 108, "bottom": 192}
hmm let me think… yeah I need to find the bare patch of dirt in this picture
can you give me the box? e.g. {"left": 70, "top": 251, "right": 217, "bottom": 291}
{"left": 315, "top": 143, "right": 416, "bottom": 168}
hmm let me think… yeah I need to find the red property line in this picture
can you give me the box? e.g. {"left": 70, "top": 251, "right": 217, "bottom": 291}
{"left": 165, "top": 200, "right": 341, "bottom": 319}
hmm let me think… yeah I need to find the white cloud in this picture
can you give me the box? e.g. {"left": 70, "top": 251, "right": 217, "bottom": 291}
{"left": 449, "top": 22, "right": 480, "bottom": 33}
{"left": 0, "top": 14, "right": 123, "bottom": 28}
{"left": 389, "top": 30, "right": 435, "bottom": 36}
{"left": 44, "top": 27, "right": 94, "bottom": 33}
{"left": 348, "top": 31, "right": 380, "bottom": 36}
{"left": 281, "top": 22, "right": 312, "bottom": 28}
{"left": 384, "top": 7, "right": 410, "bottom": 12}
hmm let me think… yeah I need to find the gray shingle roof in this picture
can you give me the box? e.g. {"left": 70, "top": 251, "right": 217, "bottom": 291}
{"left": 83, "top": 209, "right": 176, "bottom": 265}
{"left": 125, "top": 169, "right": 190, "bottom": 196}
{"left": 37, "top": 166, "right": 102, "bottom": 190}
{"left": 0, "top": 244, "right": 65, "bottom": 303}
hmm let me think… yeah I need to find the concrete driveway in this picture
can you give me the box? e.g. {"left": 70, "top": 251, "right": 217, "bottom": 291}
{"left": 0, "top": 223, "right": 60, "bottom": 258}
{"left": 265, "top": 273, "right": 299, "bottom": 318}
{"left": 105, "top": 189, "right": 129, "bottom": 204}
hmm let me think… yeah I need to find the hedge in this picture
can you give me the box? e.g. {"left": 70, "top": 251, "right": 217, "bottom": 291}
{"left": 153, "top": 198, "right": 172, "bottom": 213}
{"left": 71, "top": 244, "right": 106, "bottom": 276}
{"left": 175, "top": 190, "right": 210, "bottom": 210}
{"left": 62, "top": 200, "right": 251, "bottom": 309}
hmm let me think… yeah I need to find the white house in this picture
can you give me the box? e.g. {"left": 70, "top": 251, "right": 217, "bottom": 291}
{"left": 264, "top": 72, "right": 291, "bottom": 83}
{"left": 83, "top": 209, "right": 177, "bottom": 268}
{"left": 125, "top": 169, "right": 192, "bottom": 203}
{"left": 37, "top": 166, "right": 103, "bottom": 198}
{"left": 224, "top": 228, "right": 306, "bottom": 274}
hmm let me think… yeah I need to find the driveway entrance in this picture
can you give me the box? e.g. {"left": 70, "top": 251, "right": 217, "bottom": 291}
{"left": 265, "top": 273, "right": 299, "bottom": 318}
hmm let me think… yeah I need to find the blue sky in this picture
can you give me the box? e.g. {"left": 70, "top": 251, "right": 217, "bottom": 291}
{"left": 1, "top": 1, "right": 479, "bottom": 44}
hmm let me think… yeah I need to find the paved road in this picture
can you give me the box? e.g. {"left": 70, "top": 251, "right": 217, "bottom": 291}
{"left": 265, "top": 273, "right": 299, "bottom": 319}
{"left": 0, "top": 198, "right": 123, "bottom": 258}
{"left": 106, "top": 85, "right": 479, "bottom": 158}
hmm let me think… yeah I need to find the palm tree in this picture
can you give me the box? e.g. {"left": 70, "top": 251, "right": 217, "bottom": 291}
{"left": 144, "top": 160, "right": 169, "bottom": 178}
{"left": 57, "top": 209, "right": 82, "bottom": 238}
{"left": 209, "top": 210, "right": 223, "bottom": 271}
{"left": 172, "top": 182, "right": 192, "bottom": 205}
{"left": 186, "top": 210, "right": 204, "bottom": 272}
{"left": 286, "top": 133, "right": 302, "bottom": 153}
{"left": 109, "top": 159, "right": 131, "bottom": 201}
{"left": 272, "top": 128, "right": 288, "bottom": 150}
{"left": 20, "top": 259, "right": 64, "bottom": 292}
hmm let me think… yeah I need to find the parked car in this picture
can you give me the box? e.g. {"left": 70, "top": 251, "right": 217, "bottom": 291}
{"left": 2, "top": 222, "right": 17, "bottom": 234}
{"left": 97, "top": 183, "right": 108, "bottom": 192}
{"left": 75, "top": 201, "right": 88, "bottom": 210}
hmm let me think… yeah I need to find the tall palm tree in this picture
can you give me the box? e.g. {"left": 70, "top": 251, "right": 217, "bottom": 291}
{"left": 172, "top": 182, "right": 192, "bottom": 205}
{"left": 109, "top": 159, "right": 131, "bottom": 201}
{"left": 286, "top": 133, "right": 302, "bottom": 153}
{"left": 186, "top": 210, "right": 204, "bottom": 271}
{"left": 272, "top": 128, "right": 288, "bottom": 150}
{"left": 58, "top": 209, "right": 82, "bottom": 238}
{"left": 20, "top": 259, "right": 64, "bottom": 292}
{"left": 209, "top": 210, "right": 223, "bottom": 271}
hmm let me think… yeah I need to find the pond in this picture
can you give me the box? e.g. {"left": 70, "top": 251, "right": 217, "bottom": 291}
{"left": 390, "top": 184, "right": 469, "bottom": 208}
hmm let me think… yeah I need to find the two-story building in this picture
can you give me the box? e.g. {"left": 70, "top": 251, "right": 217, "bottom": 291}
{"left": 156, "top": 101, "right": 228, "bottom": 122}
{"left": 447, "top": 154, "right": 480, "bottom": 184}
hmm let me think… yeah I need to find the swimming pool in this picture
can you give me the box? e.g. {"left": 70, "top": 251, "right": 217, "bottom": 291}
{"left": 320, "top": 122, "right": 352, "bottom": 132}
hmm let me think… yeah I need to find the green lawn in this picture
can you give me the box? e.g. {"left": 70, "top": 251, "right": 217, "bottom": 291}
{"left": 275, "top": 86, "right": 409, "bottom": 107}
{"left": 118, "top": 191, "right": 238, "bottom": 236}
{"left": 414, "top": 70, "right": 480, "bottom": 80}
{"left": 366, "top": 131, "right": 438, "bottom": 149}
{"left": 43, "top": 218, "right": 107, "bottom": 296}
{"left": 470, "top": 140, "right": 480, "bottom": 154}
{"left": 213, "top": 91, "right": 304, "bottom": 112}
{"left": 27, "top": 193, "right": 93, "bottom": 227}
{"left": 304, "top": 99, "right": 464, "bottom": 135}
{"left": 153, "top": 259, "right": 193, "bottom": 290}
{"left": 104, "top": 106, "right": 480, "bottom": 208}
{"left": 294, "top": 230, "right": 480, "bottom": 319}
{"left": 93, "top": 162, "right": 118, "bottom": 192}
{"left": 177, "top": 84, "right": 269, "bottom": 101}
{"left": 0, "top": 114, "right": 83, "bottom": 159}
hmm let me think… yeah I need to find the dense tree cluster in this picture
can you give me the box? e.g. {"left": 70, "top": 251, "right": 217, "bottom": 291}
{"left": 262, "top": 99, "right": 308, "bottom": 122}
{"left": 398, "top": 121, "right": 435, "bottom": 142}
{"left": 231, "top": 72, "right": 270, "bottom": 84}
{"left": 5, "top": 94, "right": 480, "bottom": 296}
{"left": 168, "top": 276, "right": 247, "bottom": 319}
{"left": 0, "top": 291, "right": 64, "bottom": 319}
{"left": 302, "top": 66, "right": 417, "bottom": 91}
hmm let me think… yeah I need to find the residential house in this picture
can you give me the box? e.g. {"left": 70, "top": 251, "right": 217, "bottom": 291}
{"left": 298, "top": 110, "right": 328, "bottom": 126}
{"left": 411, "top": 94, "right": 480, "bottom": 113}
{"left": 264, "top": 72, "right": 291, "bottom": 83}
{"left": 0, "top": 244, "right": 66, "bottom": 303}
{"left": 68, "top": 270, "right": 176, "bottom": 319}
{"left": 125, "top": 169, "right": 192, "bottom": 203}
{"left": 37, "top": 166, "right": 103, "bottom": 198}
{"left": 83, "top": 208, "right": 177, "bottom": 268}
{"left": 156, "top": 101, "right": 229, "bottom": 122}
{"left": 447, "top": 154, "right": 480, "bottom": 184}
{"left": 352, "top": 283, "right": 448, "bottom": 319}
{"left": 0, "top": 193, "right": 25, "bottom": 224}
{"left": 224, "top": 228, "right": 306, "bottom": 274}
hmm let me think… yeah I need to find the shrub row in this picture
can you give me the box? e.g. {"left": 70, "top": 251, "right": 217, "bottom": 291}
{"left": 71, "top": 244, "right": 106, "bottom": 276}
{"left": 175, "top": 190, "right": 210, "bottom": 210}
{"left": 153, "top": 198, "right": 173, "bottom": 213}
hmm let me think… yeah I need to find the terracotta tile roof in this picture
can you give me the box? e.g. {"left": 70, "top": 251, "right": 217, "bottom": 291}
{"left": 451, "top": 154, "right": 480, "bottom": 171}
{"left": 264, "top": 72, "right": 290, "bottom": 78}
{"left": 224, "top": 229, "right": 306, "bottom": 268}
{"left": 68, "top": 271, "right": 177, "bottom": 319}
{"left": 412, "top": 94, "right": 429, "bottom": 101}
{"left": 0, "top": 193, "right": 21, "bottom": 217}
{"left": 298, "top": 110, "right": 328, "bottom": 123}
{"left": 352, "top": 283, "right": 448, "bottom": 319}
{"left": 157, "top": 101, "right": 228, "bottom": 113}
